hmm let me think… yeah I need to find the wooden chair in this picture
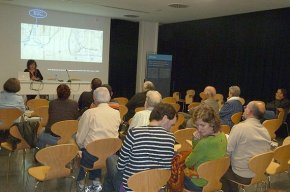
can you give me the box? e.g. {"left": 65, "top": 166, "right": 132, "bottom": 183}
{"left": 0, "top": 108, "right": 23, "bottom": 131}
{"left": 188, "top": 102, "right": 201, "bottom": 111}
{"left": 184, "top": 156, "right": 230, "bottom": 192}
{"left": 1, "top": 125, "right": 30, "bottom": 189}
{"left": 185, "top": 94, "right": 194, "bottom": 105}
{"left": 266, "top": 144, "right": 290, "bottom": 187}
{"left": 31, "top": 106, "right": 49, "bottom": 131}
{"left": 231, "top": 112, "right": 243, "bottom": 125}
{"left": 199, "top": 92, "right": 207, "bottom": 101}
{"left": 215, "top": 93, "right": 224, "bottom": 110}
{"left": 239, "top": 97, "right": 245, "bottom": 105}
{"left": 127, "top": 169, "right": 171, "bottom": 192}
{"left": 263, "top": 119, "right": 281, "bottom": 140}
{"left": 173, "top": 91, "right": 181, "bottom": 102}
{"left": 199, "top": 156, "right": 230, "bottom": 192}
{"left": 51, "top": 120, "right": 78, "bottom": 145}
{"left": 171, "top": 113, "right": 185, "bottom": 133}
{"left": 135, "top": 106, "right": 145, "bottom": 113}
{"left": 26, "top": 98, "right": 49, "bottom": 110}
{"left": 174, "top": 128, "right": 196, "bottom": 152}
{"left": 84, "top": 138, "right": 122, "bottom": 170}
{"left": 186, "top": 89, "right": 195, "bottom": 96}
{"left": 277, "top": 109, "right": 289, "bottom": 136}
{"left": 169, "top": 102, "right": 181, "bottom": 112}
{"left": 282, "top": 136, "right": 290, "bottom": 165}
{"left": 114, "top": 97, "right": 129, "bottom": 106}
{"left": 230, "top": 151, "right": 274, "bottom": 191}
{"left": 119, "top": 105, "right": 128, "bottom": 120}
{"left": 27, "top": 144, "right": 78, "bottom": 190}
{"left": 162, "top": 97, "right": 177, "bottom": 104}
{"left": 220, "top": 124, "right": 230, "bottom": 134}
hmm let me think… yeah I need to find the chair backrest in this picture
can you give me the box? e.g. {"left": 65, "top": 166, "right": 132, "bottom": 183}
{"left": 114, "top": 97, "right": 129, "bottom": 106}
{"left": 135, "top": 106, "right": 145, "bottom": 113}
{"left": 185, "top": 94, "right": 194, "bottom": 105}
{"left": 186, "top": 89, "right": 195, "bottom": 96}
{"left": 197, "top": 156, "right": 230, "bottom": 192}
{"left": 9, "top": 125, "right": 30, "bottom": 150}
{"left": 262, "top": 119, "right": 281, "bottom": 140}
{"left": 0, "top": 108, "right": 23, "bottom": 130}
{"left": 119, "top": 105, "right": 128, "bottom": 120}
{"left": 170, "top": 113, "right": 185, "bottom": 133}
{"left": 199, "top": 92, "right": 207, "bottom": 101}
{"left": 26, "top": 99, "right": 49, "bottom": 110}
{"left": 174, "top": 128, "right": 196, "bottom": 152}
{"left": 271, "top": 144, "right": 290, "bottom": 173}
{"left": 173, "top": 92, "right": 180, "bottom": 101}
{"left": 162, "top": 97, "right": 177, "bottom": 104}
{"left": 169, "top": 103, "right": 180, "bottom": 112}
{"left": 35, "top": 144, "right": 78, "bottom": 180}
{"left": 231, "top": 112, "right": 243, "bottom": 125}
{"left": 32, "top": 106, "right": 49, "bottom": 128}
{"left": 86, "top": 138, "right": 122, "bottom": 169}
{"left": 220, "top": 125, "right": 230, "bottom": 134}
{"left": 239, "top": 97, "right": 245, "bottom": 105}
{"left": 282, "top": 136, "right": 290, "bottom": 146}
{"left": 51, "top": 120, "right": 78, "bottom": 144}
{"left": 127, "top": 169, "right": 171, "bottom": 192}
{"left": 188, "top": 102, "right": 201, "bottom": 110}
{"left": 248, "top": 151, "right": 274, "bottom": 185}
{"left": 277, "top": 109, "right": 285, "bottom": 124}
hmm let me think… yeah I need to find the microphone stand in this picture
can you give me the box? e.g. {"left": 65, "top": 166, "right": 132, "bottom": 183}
{"left": 66, "top": 69, "right": 72, "bottom": 82}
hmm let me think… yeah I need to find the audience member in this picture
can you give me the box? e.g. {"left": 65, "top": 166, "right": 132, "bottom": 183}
{"left": 102, "top": 103, "right": 176, "bottom": 192}
{"left": 186, "top": 86, "right": 219, "bottom": 127}
{"left": 184, "top": 104, "right": 227, "bottom": 192}
{"left": 76, "top": 87, "right": 121, "bottom": 192}
{"left": 101, "top": 84, "right": 119, "bottom": 109}
{"left": 24, "top": 59, "right": 43, "bottom": 100}
{"left": 221, "top": 101, "right": 271, "bottom": 192}
{"left": 264, "top": 88, "right": 290, "bottom": 120}
{"left": 219, "top": 86, "right": 243, "bottom": 127}
{"left": 0, "top": 78, "right": 25, "bottom": 112}
{"left": 129, "top": 90, "right": 162, "bottom": 129}
{"left": 125, "top": 81, "right": 155, "bottom": 121}
{"left": 78, "top": 78, "right": 102, "bottom": 113}
{"left": 36, "top": 84, "right": 79, "bottom": 148}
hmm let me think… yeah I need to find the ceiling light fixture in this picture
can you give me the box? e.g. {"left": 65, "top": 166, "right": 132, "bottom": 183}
{"left": 168, "top": 3, "right": 189, "bottom": 8}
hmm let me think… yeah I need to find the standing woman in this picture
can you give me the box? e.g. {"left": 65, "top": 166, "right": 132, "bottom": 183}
{"left": 24, "top": 59, "right": 43, "bottom": 100}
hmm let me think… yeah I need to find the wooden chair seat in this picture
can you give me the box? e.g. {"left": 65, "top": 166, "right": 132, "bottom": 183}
{"left": 26, "top": 99, "right": 49, "bottom": 111}
{"left": 114, "top": 97, "right": 129, "bottom": 106}
{"left": 174, "top": 128, "right": 196, "bottom": 152}
{"left": 28, "top": 166, "right": 50, "bottom": 181}
{"left": 51, "top": 120, "right": 78, "bottom": 145}
{"left": 231, "top": 112, "right": 243, "bottom": 125}
{"left": 171, "top": 113, "right": 185, "bottom": 133}
{"left": 0, "top": 108, "right": 23, "bottom": 131}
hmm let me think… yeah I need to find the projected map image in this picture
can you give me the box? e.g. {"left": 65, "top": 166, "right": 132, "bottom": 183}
{"left": 21, "top": 23, "right": 103, "bottom": 63}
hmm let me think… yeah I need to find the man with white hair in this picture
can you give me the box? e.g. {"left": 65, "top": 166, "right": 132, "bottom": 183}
{"left": 221, "top": 101, "right": 271, "bottom": 192}
{"left": 129, "top": 90, "right": 162, "bottom": 129}
{"left": 125, "top": 81, "right": 155, "bottom": 121}
{"left": 76, "top": 87, "right": 121, "bottom": 192}
{"left": 219, "top": 86, "right": 243, "bottom": 127}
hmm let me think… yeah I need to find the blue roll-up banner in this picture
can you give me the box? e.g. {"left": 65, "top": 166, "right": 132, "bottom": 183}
{"left": 146, "top": 54, "right": 173, "bottom": 97}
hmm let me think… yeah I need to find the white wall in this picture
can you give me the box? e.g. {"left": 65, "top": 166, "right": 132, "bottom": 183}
{"left": 0, "top": 4, "right": 111, "bottom": 87}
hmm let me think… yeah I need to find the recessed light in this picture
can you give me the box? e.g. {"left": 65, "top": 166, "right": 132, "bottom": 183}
{"left": 168, "top": 3, "right": 189, "bottom": 8}
{"left": 124, "top": 15, "right": 139, "bottom": 18}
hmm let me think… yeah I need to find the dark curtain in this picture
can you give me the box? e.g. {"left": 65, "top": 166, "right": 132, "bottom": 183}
{"left": 158, "top": 8, "right": 290, "bottom": 103}
{"left": 109, "top": 19, "right": 139, "bottom": 98}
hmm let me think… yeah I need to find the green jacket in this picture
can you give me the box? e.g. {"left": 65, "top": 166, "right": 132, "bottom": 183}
{"left": 185, "top": 132, "right": 227, "bottom": 187}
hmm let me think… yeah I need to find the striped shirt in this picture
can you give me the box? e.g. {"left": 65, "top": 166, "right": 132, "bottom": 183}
{"left": 117, "top": 126, "right": 175, "bottom": 191}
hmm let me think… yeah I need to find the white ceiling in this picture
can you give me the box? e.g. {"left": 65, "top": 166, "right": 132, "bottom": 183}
{"left": 1, "top": 0, "right": 290, "bottom": 24}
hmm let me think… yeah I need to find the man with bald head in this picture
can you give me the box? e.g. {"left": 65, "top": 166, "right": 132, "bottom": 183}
{"left": 221, "top": 101, "right": 271, "bottom": 192}
{"left": 203, "top": 86, "right": 219, "bottom": 113}
{"left": 125, "top": 81, "right": 155, "bottom": 121}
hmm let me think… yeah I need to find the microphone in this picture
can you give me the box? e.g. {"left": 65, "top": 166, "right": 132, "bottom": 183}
{"left": 66, "top": 69, "right": 71, "bottom": 82}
